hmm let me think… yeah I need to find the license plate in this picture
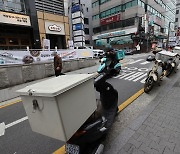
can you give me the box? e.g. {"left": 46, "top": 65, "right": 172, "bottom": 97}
{"left": 65, "top": 143, "right": 80, "bottom": 154}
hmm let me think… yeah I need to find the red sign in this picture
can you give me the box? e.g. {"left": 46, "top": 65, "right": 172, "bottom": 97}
{"left": 100, "top": 14, "right": 121, "bottom": 25}
{"left": 176, "top": 27, "right": 180, "bottom": 36}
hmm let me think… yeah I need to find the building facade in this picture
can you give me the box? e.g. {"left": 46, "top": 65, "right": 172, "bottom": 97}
{"left": 0, "top": 0, "right": 40, "bottom": 50}
{"left": 176, "top": 0, "right": 180, "bottom": 39}
{"left": 0, "top": 0, "right": 70, "bottom": 50}
{"left": 68, "top": 0, "right": 93, "bottom": 47}
{"left": 176, "top": 0, "right": 180, "bottom": 25}
{"left": 92, "top": 0, "right": 176, "bottom": 50}
{"left": 35, "top": 0, "right": 70, "bottom": 49}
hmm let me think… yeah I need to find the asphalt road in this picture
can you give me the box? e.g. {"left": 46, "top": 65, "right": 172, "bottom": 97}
{"left": 0, "top": 54, "right": 152, "bottom": 154}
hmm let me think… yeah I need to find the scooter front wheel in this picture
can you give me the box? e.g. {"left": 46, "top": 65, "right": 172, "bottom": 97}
{"left": 144, "top": 77, "right": 154, "bottom": 93}
{"left": 91, "top": 144, "right": 104, "bottom": 154}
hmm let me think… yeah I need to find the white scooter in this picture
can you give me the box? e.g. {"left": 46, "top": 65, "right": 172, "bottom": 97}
{"left": 144, "top": 57, "right": 163, "bottom": 93}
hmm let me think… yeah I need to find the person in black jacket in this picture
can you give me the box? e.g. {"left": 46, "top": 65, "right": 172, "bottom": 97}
{"left": 53, "top": 52, "right": 63, "bottom": 77}
{"left": 105, "top": 47, "right": 117, "bottom": 68}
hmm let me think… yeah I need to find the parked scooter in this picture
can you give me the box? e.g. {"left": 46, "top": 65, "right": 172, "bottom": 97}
{"left": 65, "top": 73, "right": 118, "bottom": 154}
{"left": 144, "top": 56, "right": 164, "bottom": 93}
{"left": 97, "top": 49, "right": 125, "bottom": 76}
{"left": 164, "top": 54, "right": 180, "bottom": 77}
{"left": 155, "top": 51, "right": 180, "bottom": 77}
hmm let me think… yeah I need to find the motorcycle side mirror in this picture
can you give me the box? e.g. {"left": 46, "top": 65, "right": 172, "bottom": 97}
{"left": 146, "top": 55, "right": 155, "bottom": 62}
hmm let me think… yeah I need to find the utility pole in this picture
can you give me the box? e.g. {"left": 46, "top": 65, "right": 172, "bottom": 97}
{"left": 166, "top": 21, "right": 171, "bottom": 50}
{"left": 145, "top": 0, "right": 149, "bottom": 52}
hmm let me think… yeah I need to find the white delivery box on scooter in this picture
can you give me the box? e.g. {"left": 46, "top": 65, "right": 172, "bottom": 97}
{"left": 16, "top": 74, "right": 97, "bottom": 142}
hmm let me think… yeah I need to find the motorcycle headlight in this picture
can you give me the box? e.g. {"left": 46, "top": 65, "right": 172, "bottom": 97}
{"left": 101, "top": 58, "right": 106, "bottom": 63}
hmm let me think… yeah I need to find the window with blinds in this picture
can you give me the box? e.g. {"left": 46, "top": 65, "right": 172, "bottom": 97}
{"left": 35, "top": 0, "right": 64, "bottom": 15}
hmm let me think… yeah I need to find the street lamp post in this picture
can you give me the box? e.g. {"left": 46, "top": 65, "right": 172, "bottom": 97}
{"left": 145, "top": 0, "right": 149, "bottom": 52}
{"left": 166, "top": 21, "right": 173, "bottom": 50}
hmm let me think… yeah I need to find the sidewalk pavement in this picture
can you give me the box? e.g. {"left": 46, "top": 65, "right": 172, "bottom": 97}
{"left": 105, "top": 72, "right": 180, "bottom": 154}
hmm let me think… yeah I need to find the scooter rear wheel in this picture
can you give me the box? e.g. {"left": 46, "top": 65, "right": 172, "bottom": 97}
{"left": 144, "top": 77, "right": 154, "bottom": 93}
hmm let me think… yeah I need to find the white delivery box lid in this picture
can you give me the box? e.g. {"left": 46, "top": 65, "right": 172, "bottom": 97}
{"left": 158, "top": 50, "right": 178, "bottom": 57}
{"left": 17, "top": 74, "right": 97, "bottom": 142}
{"left": 17, "top": 74, "right": 96, "bottom": 97}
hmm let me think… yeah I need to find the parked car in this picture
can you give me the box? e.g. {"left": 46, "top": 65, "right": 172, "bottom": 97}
{"left": 93, "top": 49, "right": 105, "bottom": 58}
{"left": 146, "top": 55, "right": 156, "bottom": 61}
{"left": 124, "top": 48, "right": 136, "bottom": 55}
{"left": 74, "top": 46, "right": 104, "bottom": 58}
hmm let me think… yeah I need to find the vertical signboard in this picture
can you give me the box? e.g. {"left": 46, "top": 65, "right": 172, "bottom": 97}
{"left": 68, "top": 40, "right": 74, "bottom": 49}
{"left": 71, "top": 3, "right": 85, "bottom": 47}
{"left": 43, "top": 39, "right": 50, "bottom": 51}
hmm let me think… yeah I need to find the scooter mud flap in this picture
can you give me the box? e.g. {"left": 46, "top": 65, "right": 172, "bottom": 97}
{"left": 98, "top": 63, "right": 106, "bottom": 73}
{"left": 151, "top": 74, "right": 158, "bottom": 81}
{"left": 95, "top": 144, "right": 104, "bottom": 154}
{"left": 114, "top": 63, "right": 121, "bottom": 69}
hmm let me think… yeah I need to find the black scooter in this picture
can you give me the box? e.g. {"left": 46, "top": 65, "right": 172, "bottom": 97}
{"left": 65, "top": 73, "right": 118, "bottom": 154}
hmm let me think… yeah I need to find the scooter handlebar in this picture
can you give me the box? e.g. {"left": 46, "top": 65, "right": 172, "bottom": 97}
{"left": 94, "top": 73, "right": 109, "bottom": 88}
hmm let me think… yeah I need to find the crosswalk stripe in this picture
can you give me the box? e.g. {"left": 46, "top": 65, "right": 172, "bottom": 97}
{"left": 114, "top": 72, "right": 126, "bottom": 78}
{"left": 140, "top": 78, "right": 146, "bottom": 84}
{"left": 119, "top": 71, "right": 135, "bottom": 79}
{"left": 140, "top": 61, "right": 150, "bottom": 65}
{"left": 114, "top": 71, "right": 147, "bottom": 83}
{"left": 124, "top": 72, "right": 144, "bottom": 81}
{"left": 128, "top": 59, "right": 144, "bottom": 64}
{"left": 133, "top": 73, "right": 147, "bottom": 82}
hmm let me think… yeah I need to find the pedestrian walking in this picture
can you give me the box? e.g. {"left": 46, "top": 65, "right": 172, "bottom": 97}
{"left": 53, "top": 52, "right": 63, "bottom": 77}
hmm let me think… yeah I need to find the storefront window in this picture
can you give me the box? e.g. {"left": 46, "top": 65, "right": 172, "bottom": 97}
{"left": 1, "top": 0, "right": 26, "bottom": 14}
{"left": 8, "top": 38, "right": 19, "bottom": 45}
{"left": 21, "top": 38, "right": 29, "bottom": 45}
{"left": 126, "top": 2, "right": 132, "bottom": 9}
{"left": 0, "top": 38, "right": 6, "bottom": 45}
{"left": 101, "top": 12, "right": 105, "bottom": 18}
{"left": 106, "top": 10, "right": 111, "bottom": 16}
{"left": 116, "top": 5, "right": 122, "bottom": 13}
{"left": 111, "top": 8, "right": 116, "bottom": 15}
{"left": 0, "top": 0, "right": 3, "bottom": 10}
{"left": 132, "top": 0, "right": 138, "bottom": 6}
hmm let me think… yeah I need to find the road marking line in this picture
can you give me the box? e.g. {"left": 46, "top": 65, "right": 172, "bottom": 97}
{"left": 53, "top": 145, "right": 65, "bottom": 154}
{"left": 53, "top": 88, "right": 145, "bottom": 154}
{"left": 140, "top": 61, "right": 150, "bottom": 65}
{"left": 118, "top": 88, "right": 144, "bottom": 112}
{"left": 133, "top": 74, "right": 147, "bottom": 82}
{"left": 0, "top": 99, "right": 22, "bottom": 109}
{"left": 0, "top": 122, "right": 5, "bottom": 136}
{"left": 124, "top": 72, "right": 144, "bottom": 81}
{"left": 5, "top": 116, "right": 28, "bottom": 129}
{"left": 128, "top": 59, "right": 144, "bottom": 64}
{"left": 0, "top": 116, "right": 28, "bottom": 137}
{"left": 119, "top": 71, "right": 135, "bottom": 79}
{"left": 140, "top": 78, "right": 146, "bottom": 84}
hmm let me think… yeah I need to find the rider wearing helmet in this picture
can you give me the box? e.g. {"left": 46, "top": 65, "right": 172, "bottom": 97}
{"left": 105, "top": 46, "right": 117, "bottom": 68}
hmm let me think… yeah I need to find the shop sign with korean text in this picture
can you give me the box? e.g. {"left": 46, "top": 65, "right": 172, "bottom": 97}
{"left": 93, "top": 27, "right": 137, "bottom": 40}
{"left": 45, "top": 21, "right": 65, "bottom": 35}
{"left": 0, "top": 49, "right": 94, "bottom": 65}
{"left": 0, "top": 11, "right": 31, "bottom": 26}
{"left": 100, "top": 14, "right": 121, "bottom": 25}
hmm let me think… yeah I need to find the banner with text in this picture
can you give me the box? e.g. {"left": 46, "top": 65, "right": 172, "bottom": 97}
{"left": 0, "top": 49, "right": 93, "bottom": 65}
